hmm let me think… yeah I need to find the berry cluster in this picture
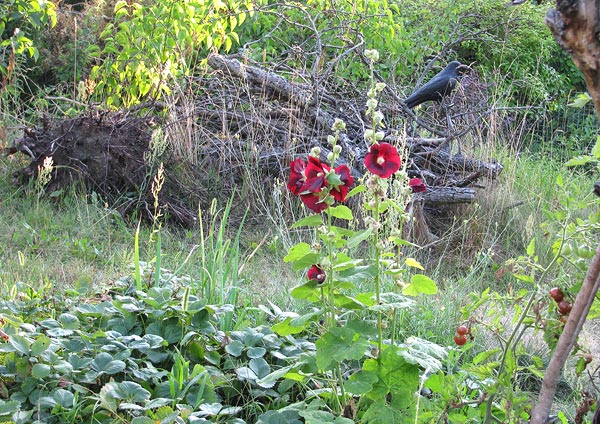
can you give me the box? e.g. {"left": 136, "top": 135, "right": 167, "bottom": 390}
{"left": 549, "top": 287, "right": 572, "bottom": 321}
{"left": 453, "top": 324, "right": 470, "bottom": 346}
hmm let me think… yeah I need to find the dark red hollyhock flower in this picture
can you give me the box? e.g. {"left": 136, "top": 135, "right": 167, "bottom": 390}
{"left": 287, "top": 158, "right": 307, "bottom": 195}
{"left": 307, "top": 264, "right": 326, "bottom": 284}
{"left": 304, "top": 156, "right": 330, "bottom": 192}
{"left": 301, "top": 192, "right": 328, "bottom": 213}
{"left": 364, "top": 142, "right": 401, "bottom": 178}
{"left": 331, "top": 164, "right": 354, "bottom": 202}
{"left": 409, "top": 178, "right": 426, "bottom": 193}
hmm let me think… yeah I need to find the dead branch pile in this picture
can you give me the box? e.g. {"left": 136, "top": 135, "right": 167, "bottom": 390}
{"left": 6, "top": 53, "right": 503, "bottom": 233}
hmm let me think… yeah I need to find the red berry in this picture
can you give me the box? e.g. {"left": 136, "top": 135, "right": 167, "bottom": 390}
{"left": 549, "top": 287, "right": 564, "bottom": 302}
{"left": 454, "top": 334, "right": 467, "bottom": 346}
{"left": 456, "top": 325, "right": 468, "bottom": 336}
{"left": 558, "top": 301, "right": 572, "bottom": 315}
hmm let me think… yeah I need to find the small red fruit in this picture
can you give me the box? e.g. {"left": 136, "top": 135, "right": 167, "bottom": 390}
{"left": 549, "top": 287, "right": 564, "bottom": 302}
{"left": 454, "top": 334, "right": 467, "bottom": 346}
{"left": 558, "top": 301, "right": 572, "bottom": 315}
{"left": 456, "top": 325, "right": 468, "bottom": 336}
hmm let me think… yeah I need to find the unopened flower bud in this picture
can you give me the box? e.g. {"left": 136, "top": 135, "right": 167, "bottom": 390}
{"left": 332, "top": 118, "right": 346, "bottom": 131}
{"left": 375, "top": 131, "right": 385, "bottom": 140}
{"left": 366, "top": 98, "right": 378, "bottom": 110}
{"left": 333, "top": 145, "right": 342, "bottom": 154}
{"left": 312, "top": 243, "right": 322, "bottom": 251}
{"left": 327, "top": 135, "right": 336, "bottom": 146}
{"left": 327, "top": 152, "right": 335, "bottom": 162}
{"left": 375, "top": 82, "right": 386, "bottom": 92}
{"left": 364, "top": 129, "right": 374, "bottom": 140}
{"left": 310, "top": 146, "right": 321, "bottom": 157}
{"left": 366, "top": 177, "right": 378, "bottom": 190}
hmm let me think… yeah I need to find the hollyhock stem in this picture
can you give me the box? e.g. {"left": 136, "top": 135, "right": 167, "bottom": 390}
{"left": 373, "top": 196, "right": 383, "bottom": 365}
{"left": 326, "top": 208, "right": 336, "bottom": 329}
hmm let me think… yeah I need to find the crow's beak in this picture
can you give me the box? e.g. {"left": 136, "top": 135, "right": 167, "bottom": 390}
{"left": 457, "top": 64, "right": 472, "bottom": 73}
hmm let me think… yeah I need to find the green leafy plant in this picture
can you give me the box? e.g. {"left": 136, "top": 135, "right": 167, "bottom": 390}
{"left": 89, "top": 0, "right": 258, "bottom": 107}
{"left": 274, "top": 49, "right": 443, "bottom": 422}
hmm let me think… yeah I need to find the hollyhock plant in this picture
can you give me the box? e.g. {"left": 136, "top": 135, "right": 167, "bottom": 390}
{"left": 300, "top": 192, "right": 328, "bottom": 213}
{"left": 304, "top": 156, "right": 330, "bottom": 192}
{"left": 364, "top": 142, "right": 401, "bottom": 178}
{"left": 409, "top": 177, "right": 426, "bottom": 193}
{"left": 330, "top": 164, "right": 354, "bottom": 202}
{"left": 307, "top": 264, "right": 326, "bottom": 284}
{"left": 287, "top": 157, "right": 307, "bottom": 195}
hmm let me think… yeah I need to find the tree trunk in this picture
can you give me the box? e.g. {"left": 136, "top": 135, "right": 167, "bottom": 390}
{"left": 530, "top": 1, "right": 600, "bottom": 422}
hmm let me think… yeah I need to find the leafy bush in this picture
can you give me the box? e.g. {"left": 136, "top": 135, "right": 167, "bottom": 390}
{"left": 88, "top": 0, "right": 259, "bottom": 107}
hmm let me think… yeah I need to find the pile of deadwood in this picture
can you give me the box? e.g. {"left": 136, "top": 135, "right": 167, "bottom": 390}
{"left": 6, "top": 53, "right": 502, "bottom": 241}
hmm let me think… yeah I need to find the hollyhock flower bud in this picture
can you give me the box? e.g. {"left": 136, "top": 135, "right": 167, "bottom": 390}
{"left": 373, "top": 111, "right": 384, "bottom": 125}
{"left": 364, "top": 129, "right": 374, "bottom": 140}
{"left": 332, "top": 118, "right": 346, "bottom": 131}
{"left": 366, "top": 176, "right": 379, "bottom": 190}
{"left": 375, "top": 131, "right": 385, "bottom": 140}
{"left": 333, "top": 145, "right": 342, "bottom": 154}
{"left": 327, "top": 135, "right": 336, "bottom": 146}
{"left": 366, "top": 98, "right": 378, "bottom": 110}
{"left": 375, "top": 82, "right": 386, "bottom": 92}
{"left": 310, "top": 146, "right": 321, "bottom": 157}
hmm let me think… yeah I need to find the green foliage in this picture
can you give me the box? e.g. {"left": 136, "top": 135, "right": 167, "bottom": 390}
{"left": 0, "top": 272, "right": 319, "bottom": 423}
{"left": 89, "top": 0, "right": 258, "bottom": 107}
{"left": 0, "top": 0, "right": 57, "bottom": 65}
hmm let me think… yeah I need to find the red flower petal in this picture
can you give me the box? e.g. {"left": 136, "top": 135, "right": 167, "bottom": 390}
{"left": 301, "top": 192, "right": 328, "bottom": 213}
{"left": 364, "top": 142, "right": 401, "bottom": 178}
{"left": 304, "top": 156, "right": 330, "bottom": 192}
{"left": 331, "top": 164, "right": 354, "bottom": 202}
{"left": 409, "top": 177, "right": 427, "bottom": 193}
{"left": 287, "top": 157, "right": 307, "bottom": 195}
{"left": 307, "top": 264, "right": 326, "bottom": 284}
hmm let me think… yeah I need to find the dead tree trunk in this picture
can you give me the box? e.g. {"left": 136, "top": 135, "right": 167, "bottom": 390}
{"left": 530, "top": 2, "right": 600, "bottom": 423}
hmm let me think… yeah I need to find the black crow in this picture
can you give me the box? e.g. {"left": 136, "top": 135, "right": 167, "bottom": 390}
{"left": 404, "top": 61, "right": 469, "bottom": 109}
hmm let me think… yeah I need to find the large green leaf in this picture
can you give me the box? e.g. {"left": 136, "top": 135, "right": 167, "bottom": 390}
{"left": 31, "top": 335, "right": 51, "bottom": 356}
{"left": 316, "top": 326, "right": 370, "bottom": 370}
{"left": 291, "top": 215, "right": 323, "bottom": 228}
{"left": 91, "top": 352, "right": 126, "bottom": 375}
{"left": 106, "top": 381, "right": 150, "bottom": 402}
{"left": 325, "top": 205, "right": 353, "bottom": 220}
{"left": 284, "top": 243, "right": 311, "bottom": 262}
{"left": 336, "top": 264, "right": 377, "bottom": 284}
{"left": 290, "top": 280, "right": 321, "bottom": 302}
{"left": 402, "top": 274, "right": 438, "bottom": 296}
{"left": 8, "top": 334, "right": 30, "bottom": 355}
